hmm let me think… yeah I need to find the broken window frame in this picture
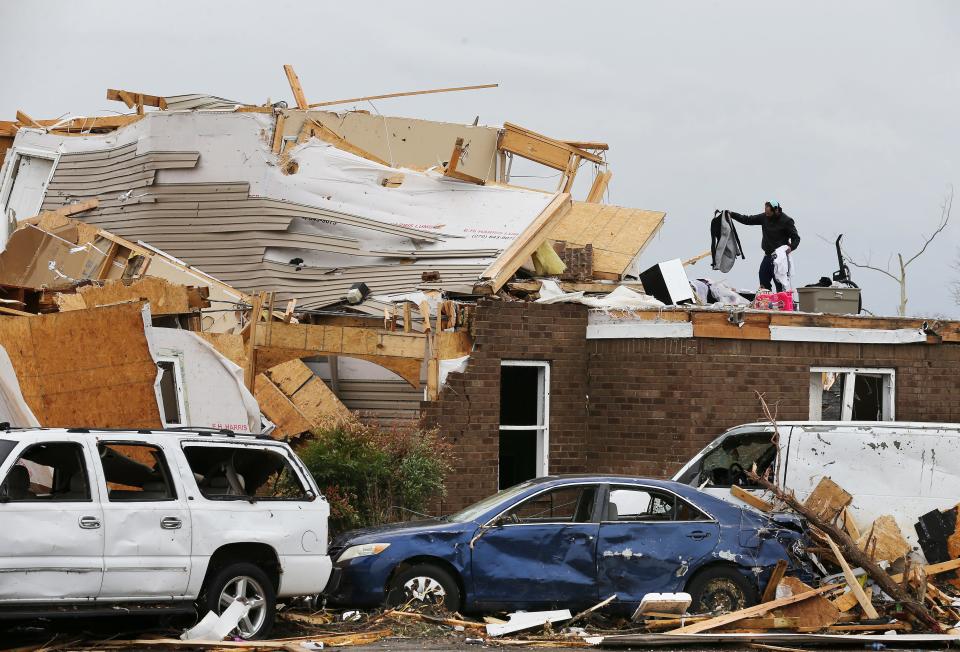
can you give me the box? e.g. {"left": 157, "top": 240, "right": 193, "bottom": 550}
{"left": 0, "top": 441, "right": 92, "bottom": 502}
{"left": 498, "top": 360, "right": 550, "bottom": 489}
{"left": 180, "top": 441, "right": 315, "bottom": 502}
{"left": 604, "top": 485, "right": 710, "bottom": 523}
{"left": 0, "top": 146, "right": 60, "bottom": 224}
{"left": 809, "top": 367, "right": 895, "bottom": 421}
{"left": 96, "top": 441, "right": 178, "bottom": 502}
{"left": 156, "top": 354, "right": 187, "bottom": 427}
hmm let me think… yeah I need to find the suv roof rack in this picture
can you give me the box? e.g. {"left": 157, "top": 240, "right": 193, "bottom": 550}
{"left": 54, "top": 427, "right": 272, "bottom": 440}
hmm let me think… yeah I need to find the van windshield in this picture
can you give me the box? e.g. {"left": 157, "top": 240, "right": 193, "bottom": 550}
{"left": 680, "top": 432, "right": 778, "bottom": 488}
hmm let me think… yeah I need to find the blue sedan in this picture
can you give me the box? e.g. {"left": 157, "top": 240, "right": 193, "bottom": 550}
{"left": 324, "top": 475, "right": 807, "bottom": 614}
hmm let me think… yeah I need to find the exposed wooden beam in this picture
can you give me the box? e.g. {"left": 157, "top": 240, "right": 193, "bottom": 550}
{"left": 480, "top": 193, "right": 573, "bottom": 292}
{"left": 283, "top": 65, "right": 309, "bottom": 110}
{"left": 302, "top": 119, "right": 391, "bottom": 166}
{"left": 586, "top": 170, "right": 612, "bottom": 203}
{"left": 271, "top": 114, "right": 287, "bottom": 154}
{"left": 253, "top": 320, "right": 427, "bottom": 360}
{"left": 499, "top": 122, "right": 605, "bottom": 168}
{"left": 15, "top": 110, "right": 42, "bottom": 128}
{"left": 443, "top": 137, "right": 485, "bottom": 185}
{"left": 563, "top": 140, "right": 609, "bottom": 151}
{"left": 307, "top": 83, "right": 498, "bottom": 109}
{"left": 106, "top": 89, "right": 168, "bottom": 109}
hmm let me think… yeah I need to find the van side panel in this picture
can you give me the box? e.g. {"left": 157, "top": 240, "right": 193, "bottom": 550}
{"left": 784, "top": 426, "right": 960, "bottom": 550}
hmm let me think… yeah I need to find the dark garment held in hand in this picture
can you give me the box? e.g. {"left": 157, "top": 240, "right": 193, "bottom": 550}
{"left": 759, "top": 254, "right": 784, "bottom": 292}
{"left": 728, "top": 211, "right": 801, "bottom": 255}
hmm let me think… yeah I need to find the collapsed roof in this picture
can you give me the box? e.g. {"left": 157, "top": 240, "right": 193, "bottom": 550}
{"left": 0, "top": 74, "right": 666, "bottom": 315}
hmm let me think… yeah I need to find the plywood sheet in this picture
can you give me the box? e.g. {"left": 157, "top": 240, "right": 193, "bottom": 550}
{"left": 548, "top": 202, "right": 665, "bottom": 277}
{"left": 254, "top": 373, "right": 312, "bottom": 439}
{"left": 804, "top": 477, "right": 853, "bottom": 523}
{"left": 0, "top": 303, "right": 162, "bottom": 428}
{"left": 857, "top": 515, "right": 911, "bottom": 562}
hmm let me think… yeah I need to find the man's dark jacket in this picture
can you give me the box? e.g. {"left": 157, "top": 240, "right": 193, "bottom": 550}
{"left": 728, "top": 211, "right": 801, "bottom": 255}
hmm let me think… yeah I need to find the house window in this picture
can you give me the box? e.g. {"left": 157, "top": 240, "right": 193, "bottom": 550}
{"left": 809, "top": 367, "right": 895, "bottom": 421}
{"left": 499, "top": 361, "right": 549, "bottom": 489}
{"left": 157, "top": 357, "right": 186, "bottom": 426}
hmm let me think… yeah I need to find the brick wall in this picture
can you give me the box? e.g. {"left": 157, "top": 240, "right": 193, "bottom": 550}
{"left": 424, "top": 301, "right": 960, "bottom": 512}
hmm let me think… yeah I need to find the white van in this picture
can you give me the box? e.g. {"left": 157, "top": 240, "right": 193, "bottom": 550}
{"left": 672, "top": 421, "right": 960, "bottom": 553}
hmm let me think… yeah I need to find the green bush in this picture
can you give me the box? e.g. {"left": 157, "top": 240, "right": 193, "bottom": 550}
{"left": 297, "top": 418, "right": 453, "bottom": 534}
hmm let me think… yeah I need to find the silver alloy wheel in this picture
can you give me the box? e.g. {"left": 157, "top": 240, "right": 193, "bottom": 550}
{"left": 402, "top": 576, "right": 447, "bottom": 604}
{"left": 219, "top": 575, "right": 267, "bottom": 639}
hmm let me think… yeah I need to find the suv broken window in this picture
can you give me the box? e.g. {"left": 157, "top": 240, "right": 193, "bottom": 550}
{"left": 0, "top": 441, "right": 90, "bottom": 501}
{"left": 97, "top": 443, "right": 176, "bottom": 501}
{"left": 183, "top": 445, "right": 309, "bottom": 501}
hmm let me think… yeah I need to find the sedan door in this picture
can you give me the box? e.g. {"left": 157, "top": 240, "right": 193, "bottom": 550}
{"left": 471, "top": 484, "right": 601, "bottom": 610}
{"left": 0, "top": 439, "right": 105, "bottom": 601}
{"left": 597, "top": 485, "right": 719, "bottom": 604}
{"left": 94, "top": 440, "right": 192, "bottom": 597}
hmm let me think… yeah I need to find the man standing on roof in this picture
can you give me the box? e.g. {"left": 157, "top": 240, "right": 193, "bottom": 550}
{"left": 727, "top": 200, "right": 800, "bottom": 292}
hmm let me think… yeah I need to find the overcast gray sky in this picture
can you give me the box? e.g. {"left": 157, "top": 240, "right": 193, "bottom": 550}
{"left": 2, "top": 0, "right": 957, "bottom": 317}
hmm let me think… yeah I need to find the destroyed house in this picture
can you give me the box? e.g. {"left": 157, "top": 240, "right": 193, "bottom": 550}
{"left": 1, "top": 76, "right": 959, "bottom": 512}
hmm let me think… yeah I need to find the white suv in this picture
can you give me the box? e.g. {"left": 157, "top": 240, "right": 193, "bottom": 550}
{"left": 0, "top": 427, "right": 331, "bottom": 640}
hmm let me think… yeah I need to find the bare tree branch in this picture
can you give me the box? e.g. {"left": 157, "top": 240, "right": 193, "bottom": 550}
{"left": 904, "top": 185, "right": 953, "bottom": 267}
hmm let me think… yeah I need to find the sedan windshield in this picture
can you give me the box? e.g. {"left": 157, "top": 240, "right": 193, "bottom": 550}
{"left": 446, "top": 480, "right": 538, "bottom": 523}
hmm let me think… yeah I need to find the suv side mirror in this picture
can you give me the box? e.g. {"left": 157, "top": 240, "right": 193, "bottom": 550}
{"left": 0, "top": 483, "right": 9, "bottom": 503}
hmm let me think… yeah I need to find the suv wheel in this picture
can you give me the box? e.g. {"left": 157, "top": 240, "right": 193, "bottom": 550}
{"left": 386, "top": 563, "right": 461, "bottom": 611}
{"left": 203, "top": 562, "right": 276, "bottom": 640}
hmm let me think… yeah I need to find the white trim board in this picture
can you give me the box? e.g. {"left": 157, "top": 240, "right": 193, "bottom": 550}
{"left": 770, "top": 326, "right": 926, "bottom": 344}
{"left": 587, "top": 321, "right": 694, "bottom": 340}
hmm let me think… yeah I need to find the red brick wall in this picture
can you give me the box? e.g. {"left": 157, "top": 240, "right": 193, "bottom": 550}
{"left": 424, "top": 301, "right": 960, "bottom": 512}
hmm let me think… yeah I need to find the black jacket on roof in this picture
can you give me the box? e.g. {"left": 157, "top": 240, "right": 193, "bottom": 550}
{"left": 728, "top": 211, "right": 801, "bottom": 255}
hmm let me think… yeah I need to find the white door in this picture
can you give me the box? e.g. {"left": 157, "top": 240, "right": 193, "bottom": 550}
{"left": 3, "top": 153, "right": 54, "bottom": 222}
{"left": 93, "top": 440, "right": 192, "bottom": 597}
{"left": 0, "top": 439, "right": 105, "bottom": 601}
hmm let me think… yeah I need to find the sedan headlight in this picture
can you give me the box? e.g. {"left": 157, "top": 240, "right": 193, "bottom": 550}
{"left": 338, "top": 543, "right": 390, "bottom": 562}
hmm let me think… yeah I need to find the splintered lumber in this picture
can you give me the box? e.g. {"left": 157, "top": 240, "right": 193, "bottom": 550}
{"left": 443, "top": 137, "right": 485, "bottom": 185}
{"left": 857, "top": 515, "right": 911, "bottom": 562}
{"left": 586, "top": 170, "right": 612, "bottom": 203}
{"left": 305, "top": 119, "right": 391, "bottom": 166}
{"left": 569, "top": 594, "right": 617, "bottom": 625}
{"left": 15, "top": 110, "right": 42, "bottom": 128}
{"left": 283, "top": 64, "right": 309, "bottom": 109}
{"left": 307, "top": 83, "right": 498, "bottom": 109}
{"left": 761, "top": 560, "right": 789, "bottom": 603}
{"left": 732, "top": 485, "right": 775, "bottom": 513}
{"left": 773, "top": 576, "right": 841, "bottom": 629}
{"left": 843, "top": 508, "right": 861, "bottom": 540}
{"left": 106, "top": 88, "right": 168, "bottom": 109}
{"left": 804, "top": 477, "right": 853, "bottom": 523}
{"left": 386, "top": 609, "right": 485, "bottom": 630}
{"left": 668, "top": 584, "right": 840, "bottom": 634}
{"left": 822, "top": 534, "right": 880, "bottom": 619}
{"left": 747, "top": 469, "right": 941, "bottom": 631}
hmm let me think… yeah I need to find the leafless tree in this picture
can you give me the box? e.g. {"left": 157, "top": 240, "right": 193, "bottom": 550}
{"left": 842, "top": 186, "right": 953, "bottom": 317}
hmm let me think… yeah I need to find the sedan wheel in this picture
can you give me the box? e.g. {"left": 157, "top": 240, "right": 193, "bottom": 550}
{"left": 386, "top": 563, "right": 462, "bottom": 611}
{"left": 687, "top": 566, "right": 758, "bottom": 614}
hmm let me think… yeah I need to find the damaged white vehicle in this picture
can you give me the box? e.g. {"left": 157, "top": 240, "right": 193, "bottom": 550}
{"left": 0, "top": 427, "right": 331, "bottom": 640}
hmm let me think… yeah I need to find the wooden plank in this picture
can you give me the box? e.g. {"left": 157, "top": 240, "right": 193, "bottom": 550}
{"left": 254, "top": 320, "right": 426, "bottom": 360}
{"left": 106, "top": 89, "right": 168, "bottom": 110}
{"left": 244, "top": 292, "right": 265, "bottom": 390}
{"left": 731, "top": 485, "right": 775, "bottom": 513}
{"left": 856, "top": 515, "right": 911, "bottom": 563}
{"left": 804, "top": 477, "right": 853, "bottom": 523}
{"left": 823, "top": 534, "right": 880, "bottom": 619}
{"left": 586, "top": 170, "right": 612, "bottom": 203}
{"left": 443, "top": 137, "right": 485, "bottom": 185}
{"left": 306, "top": 120, "right": 391, "bottom": 166}
{"left": 692, "top": 311, "right": 771, "bottom": 340}
{"left": 842, "top": 508, "right": 861, "bottom": 540}
{"left": 563, "top": 140, "right": 609, "bottom": 151}
{"left": 271, "top": 114, "right": 287, "bottom": 154}
{"left": 283, "top": 65, "right": 309, "bottom": 109}
{"left": 773, "top": 576, "right": 841, "bottom": 629}
{"left": 15, "top": 110, "right": 42, "bottom": 128}
{"left": 480, "top": 193, "right": 572, "bottom": 292}
{"left": 760, "top": 560, "right": 789, "bottom": 603}
{"left": 500, "top": 122, "right": 604, "bottom": 167}
{"left": 254, "top": 373, "right": 313, "bottom": 439}
{"left": 307, "top": 83, "right": 498, "bottom": 109}
{"left": 668, "top": 584, "right": 840, "bottom": 634}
